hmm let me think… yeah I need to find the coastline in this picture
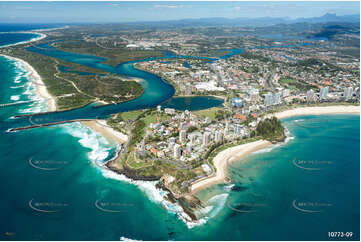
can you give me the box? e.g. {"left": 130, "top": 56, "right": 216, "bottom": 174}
{"left": 265, "top": 105, "right": 360, "bottom": 119}
{"left": 0, "top": 32, "right": 46, "bottom": 49}
{"left": 0, "top": 54, "right": 56, "bottom": 111}
{"left": 82, "top": 120, "right": 128, "bottom": 145}
{"left": 191, "top": 140, "right": 272, "bottom": 193}
{"left": 191, "top": 105, "right": 360, "bottom": 194}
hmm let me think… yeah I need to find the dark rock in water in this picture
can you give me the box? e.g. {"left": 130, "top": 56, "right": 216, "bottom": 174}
{"left": 231, "top": 185, "right": 247, "bottom": 192}
{"left": 105, "top": 161, "right": 202, "bottom": 222}
{"left": 164, "top": 193, "right": 177, "bottom": 204}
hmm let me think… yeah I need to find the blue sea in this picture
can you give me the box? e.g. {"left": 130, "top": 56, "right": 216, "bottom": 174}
{"left": 0, "top": 27, "right": 359, "bottom": 241}
{"left": 0, "top": 23, "right": 63, "bottom": 47}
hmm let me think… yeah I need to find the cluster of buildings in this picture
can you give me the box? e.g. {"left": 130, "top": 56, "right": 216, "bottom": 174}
{"left": 305, "top": 86, "right": 358, "bottom": 103}
{"left": 137, "top": 51, "right": 359, "bottom": 119}
{"left": 134, "top": 107, "right": 255, "bottom": 171}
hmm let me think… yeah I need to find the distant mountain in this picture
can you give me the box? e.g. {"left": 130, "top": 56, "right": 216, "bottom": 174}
{"left": 120, "top": 13, "right": 360, "bottom": 27}
{"left": 290, "top": 13, "right": 360, "bottom": 24}
{"left": 307, "top": 22, "right": 360, "bottom": 40}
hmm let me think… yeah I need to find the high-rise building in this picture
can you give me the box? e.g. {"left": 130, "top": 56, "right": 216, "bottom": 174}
{"left": 306, "top": 89, "right": 317, "bottom": 103}
{"left": 185, "top": 84, "right": 192, "bottom": 95}
{"left": 168, "top": 137, "right": 176, "bottom": 149}
{"left": 224, "top": 122, "right": 229, "bottom": 135}
{"left": 173, "top": 144, "right": 181, "bottom": 159}
{"left": 188, "top": 133, "right": 197, "bottom": 144}
{"left": 344, "top": 87, "right": 353, "bottom": 101}
{"left": 202, "top": 132, "right": 212, "bottom": 147}
{"left": 264, "top": 92, "right": 274, "bottom": 106}
{"left": 319, "top": 87, "right": 329, "bottom": 100}
{"left": 186, "top": 143, "right": 192, "bottom": 153}
{"left": 179, "top": 130, "right": 187, "bottom": 143}
{"left": 234, "top": 124, "right": 242, "bottom": 135}
{"left": 356, "top": 87, "right": 360, "bottom": 99}
{"left": 275, "top": 92, "right": 282, "bottom": 105}
{"left": 179, "top": 121, "right": 187, "bottom": 130}
{"left": 249, "top": 88, "right": 260, "bottom": 102}
{"left": 282, "top": 89, "right": 291, "bottom": 97}
{"left": 214, "top": 130, "right": 223, "bottom": 143}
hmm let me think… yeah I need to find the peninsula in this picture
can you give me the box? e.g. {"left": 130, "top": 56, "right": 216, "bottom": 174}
{"left": 1, "top": 22, "right": 359, "bottom": 222}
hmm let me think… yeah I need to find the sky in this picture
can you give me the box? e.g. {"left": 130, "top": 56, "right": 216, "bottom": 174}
{"left": 0, "top": 1, "right": 359, "bottom": 23}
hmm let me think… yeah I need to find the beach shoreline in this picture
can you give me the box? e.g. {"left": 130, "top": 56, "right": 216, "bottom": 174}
{"left": 0, "top": 32, "right": 47, "bottom": 49}
{"left": 265, "top": 105, "right": 360, "bottom": 119}
{"left": 0, "top": 54, "right": 56, "bottom": 111}
{"left": 191, "top": 140, "right": 272, "bottom": 193}
{"left": 191, "top": 105, "right": 360, "bottom": 194}
{"left": 82, "top": 120, "right": 128, "bottom": 145}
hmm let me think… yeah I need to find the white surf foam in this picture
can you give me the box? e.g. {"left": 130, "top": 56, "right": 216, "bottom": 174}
{"left": 283, "top": 127, "right": 294, "bottom": 144}
{"left": 10, "top": 84, "right": 25, "bottom": 89}
{"left": 120, "top": 236, "right": 143, "bottom": 242}
{"left": 0, "top": 32, "right": 46, "bottom": 48}
{"left": 252, "top": 146, "right": 277, "bottom": 154}
{"left": 5, "top": 56, "right": 48, "bottom": 114}
{"left": 10, "top": 95, "right": 20, "bottom": 101}
{"left": 12, "top": 64, "right": 26, "bottom": 83}
{"left": 254, "top": 127, "right": 294, "bottom": 154}
{"left": 61, "top": 122, "right": 112, "bottom": 163}
{"left": 17, "top": 77, "right": 48, "bottom": 113}
{"left": 204, "top": 193, "right": 229, "bottom": 218}
{"left": 57, "top": 120, "right": 203, "bottom": 229}
{"left": 223, "top": 184, "right": 235, "bottom": 192}
{"left": 192, "top": 193, "right": 229, "bottom": 228}
{"left": 100, "top": 167, "right": 204, "bottom": 229}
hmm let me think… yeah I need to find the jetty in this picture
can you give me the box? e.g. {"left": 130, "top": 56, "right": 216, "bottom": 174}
{"left": 7, "top": 119, "right": 94, "bottom": 132}
{"left": 0, "top": 100, "right": 34, "bottom": 108}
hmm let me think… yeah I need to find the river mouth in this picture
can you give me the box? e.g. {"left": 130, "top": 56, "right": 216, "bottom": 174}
{"left": 2, "top": 42, "right": 228, "bottom": 130}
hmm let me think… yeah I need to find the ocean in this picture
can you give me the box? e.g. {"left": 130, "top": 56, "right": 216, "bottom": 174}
{"left": 0, "top": 28, "right": 359, "bottom": 241}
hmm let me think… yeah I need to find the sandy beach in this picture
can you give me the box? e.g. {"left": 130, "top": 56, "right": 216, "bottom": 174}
{"left": 130, "top": 77, "right": 145, "bottom": 83}
{"left": 191, "top": 105, "right": 360, "bottom": 193}
{"left": 191, "top": 140, "right": 272, "bottom": 193}
{"left": 265, "top": 105, "right": 360, "bottom": 119}
{"left": 0, "top": 54, "right": 56, "bottom": 111}
{"left": 1, "top": 54, "right": 127, "bottom": 146}
{"left": 82, "top": 120, "right": 128, "bottom": 144}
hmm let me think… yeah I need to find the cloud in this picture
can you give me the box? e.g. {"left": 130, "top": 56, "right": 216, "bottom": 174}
{"left": 153, "top": 4, "right": 185, "bottom": 9}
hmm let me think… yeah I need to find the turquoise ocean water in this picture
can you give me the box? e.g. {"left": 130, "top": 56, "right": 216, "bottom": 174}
{"left": 0, "top": 32, "right": 359, "bottom": 241}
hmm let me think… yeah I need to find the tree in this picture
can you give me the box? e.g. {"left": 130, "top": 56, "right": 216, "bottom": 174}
{"left": 256, "top": 117, "right": 285, "bottom": 142}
